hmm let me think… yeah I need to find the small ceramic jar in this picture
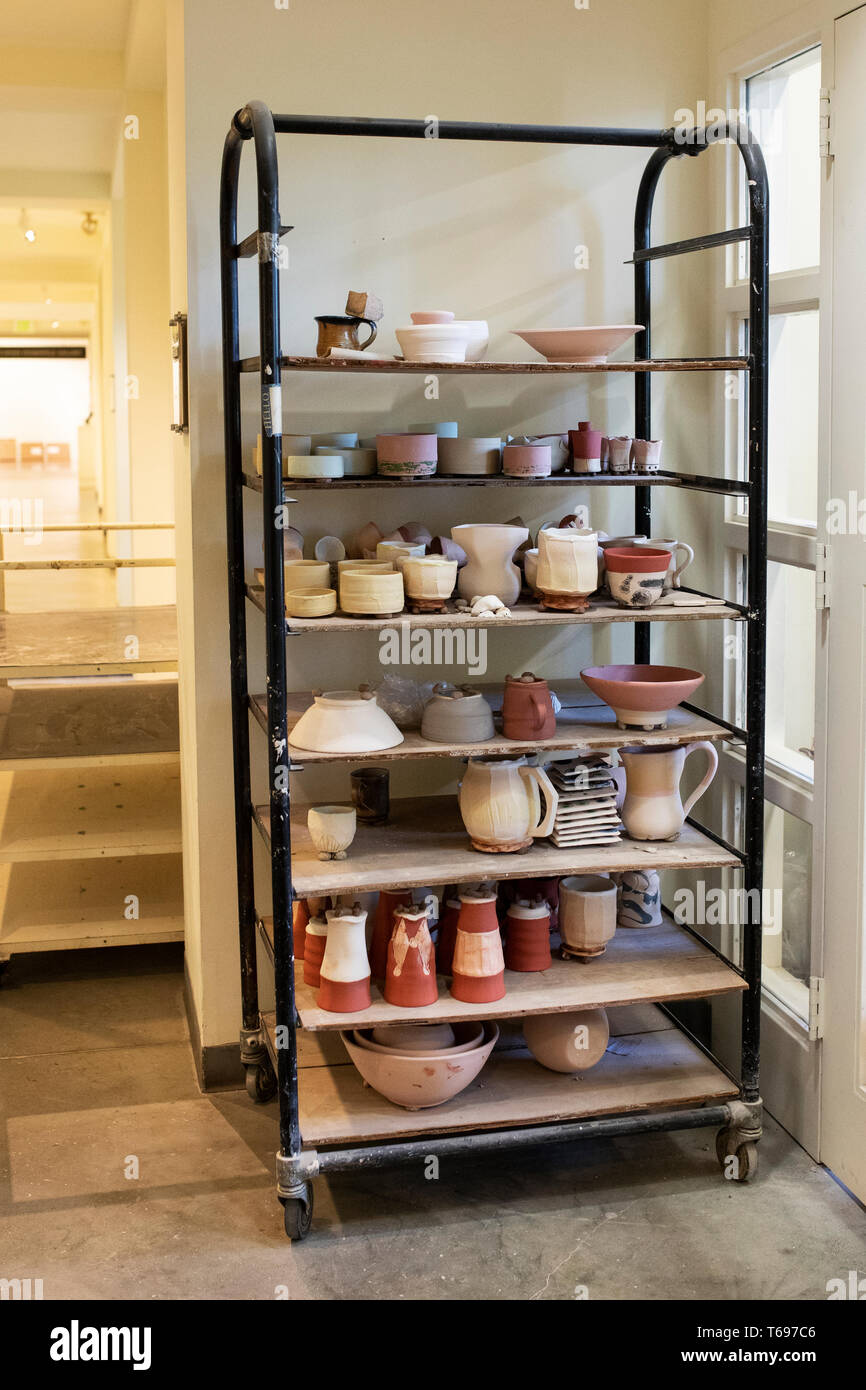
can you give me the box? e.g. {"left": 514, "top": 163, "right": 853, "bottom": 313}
{"left": 502, "top": 443, "right": 552, "bottom": 478}
{"left": 608, "top": 436, "right": 633, "bottom": 474}
{"left": 450, "top": 888, "right": 506, "bottom": 1003}
{"left": 631, "top": 438, "right": 663, "bottom": 473}
{"left": 402, "top": 556, "right": 458, "bottom": 612}
{"left": 376, "top": 433, "right": 438, "bottom": 477}
{"left": 569, "top": 422, "right": 603, "bottom": 474}
{"left": 559, "top": 875, "right": 617, "bottom": 960}
{"left": 504, "top": 899, "right": 552, "bottom": 973}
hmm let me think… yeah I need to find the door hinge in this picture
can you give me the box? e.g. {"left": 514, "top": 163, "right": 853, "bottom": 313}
{"left": 819, "top": 88, "right": 833, "bottom": 161}
{"left": 816, "top": 541, "right": 831, "bottom": 609}
{"left": 809, "top": 976, "right": 825, "bottom": 1041}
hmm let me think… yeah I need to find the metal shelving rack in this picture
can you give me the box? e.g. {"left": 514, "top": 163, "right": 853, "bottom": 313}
{"left": 220, "top": 102, "right": 768, "bottom": 1240}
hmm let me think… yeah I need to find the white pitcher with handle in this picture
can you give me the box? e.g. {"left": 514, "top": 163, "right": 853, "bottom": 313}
{"left": 620, "top": 742, "right": 718, "bottom": 841}
{"left": 458, "top": 756, "right": 559, "bottom": 853}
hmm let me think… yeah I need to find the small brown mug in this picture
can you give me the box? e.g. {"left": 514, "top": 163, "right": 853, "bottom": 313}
{"left": 315, "top": 314, "right": 378, "bottom": 357}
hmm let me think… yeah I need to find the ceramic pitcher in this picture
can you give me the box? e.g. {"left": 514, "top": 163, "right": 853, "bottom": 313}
{"left": 458, "top": 756, "right": 559, "bottom": 852}
{"left": 385, "top": 898, "right": 439, "bottom": 1008}
{"left": 451, "top": 524, "right": 529, "bottom": 606}
{"left": 315, "top": 314, "right": 378, "bottom": 357}
{"left": 620, "top": 742, "right": 719, "bottom": 841}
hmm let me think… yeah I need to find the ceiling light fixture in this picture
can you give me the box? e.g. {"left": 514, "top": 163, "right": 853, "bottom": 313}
{"left": 19, "top": 209, "right": 36, "bottom": 243}
{"left": 81, "top": 211, "right": 98, "bottom": 236}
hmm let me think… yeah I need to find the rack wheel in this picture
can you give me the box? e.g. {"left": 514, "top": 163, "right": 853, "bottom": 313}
{"left": 716, "top": 1128, "right": 758, "bottom": 1181}
{"left": 245, "top": 1061, "right": 276, "bottom": 1103}
{"left": 281, "top": 1184, "right": 313, "bottom": 1241}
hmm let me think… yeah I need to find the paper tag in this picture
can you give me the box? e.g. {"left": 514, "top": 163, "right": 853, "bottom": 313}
{"left": 260, "top": 384, "right": 282, "bottom": 437}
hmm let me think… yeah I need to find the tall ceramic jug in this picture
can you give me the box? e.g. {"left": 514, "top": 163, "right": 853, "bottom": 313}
{"left": 451, "top": 524, "right": 529, "bottom": 606}
{"left": 458, "top": 756, "right": 559, "bottom": 852}
{"left": 535, "top": 528, "right": 598, "bottom": 611}
{"left": 385, "top": 896, "right": 439, "bottom": 1008}
{"left": 318, "top": 905, "right": 371, "bottom": 1013}
{"left": 620, "top": 742, "right": 718, "bottom": 841}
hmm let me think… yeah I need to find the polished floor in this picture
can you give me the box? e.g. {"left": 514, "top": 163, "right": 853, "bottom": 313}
{"left": 1, "top": 943, "right": 864, "bottom": 1301}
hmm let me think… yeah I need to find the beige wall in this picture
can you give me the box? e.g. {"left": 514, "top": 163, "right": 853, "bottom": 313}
{"left": 179, "top": 0, "right": 717, "bottom": 1047}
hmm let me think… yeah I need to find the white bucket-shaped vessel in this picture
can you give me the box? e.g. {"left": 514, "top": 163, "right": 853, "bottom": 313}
{"left": 458, "top": 755, "right": 559, "bottom": 853}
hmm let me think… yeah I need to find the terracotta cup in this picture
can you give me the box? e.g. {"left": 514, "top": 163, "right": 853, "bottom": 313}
{"left": 502, "top": 671, "right": 557, "bottom": 740}
{"left": 384, "top": 899, "right": 439, "bottom": 1008}
{"left": 302, "top": 915, "right": 328, "bottom": 987}
{"left": 559, "top": 874, "right": 618, "bottom": 960}
{"left": 504, "top": 901, "right": 552, "bottom": 973}
{"left": 435, "top": 897, "right": 463, "bottom": 974}
{"left": 369, "top": 889, "right": 409, "bottom": 981}
{"left": 450, "top": 890, "right": 506, "bottom": 1003}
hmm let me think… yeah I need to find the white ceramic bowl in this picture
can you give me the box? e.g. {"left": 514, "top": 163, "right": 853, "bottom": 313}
{"left": 510, "top": 325, "right": 643, "bottom": 364}
{"left": 283, "top": 559, "right": 330, "bottom": 589}
{"left": 395, "top": 324, "right": 470, "bottom": 363}
{"left": 289, "top": 690, "right": 404, "bottom": 753}
{"left": 452, "top": 319, "right": 489, "bottom": 361}
{"left": 286, "top": 454, "right": 344, "bottom": 479}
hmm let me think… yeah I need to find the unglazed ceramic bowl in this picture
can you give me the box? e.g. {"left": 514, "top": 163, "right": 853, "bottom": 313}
{"left": 580, "top": 663, "right": 706, "bottom": 730}
{"left": 510, "top": 325, "right": 643, "bottom": 364}
{"left": 314, "top": 446, "right": 377, "bottom": 476}
{"left": 286, "top": 454, "right": 344, "bottom": 480}
{"left": 395, "top": 324, "right": 470, "bottom": 363}
{"left": 357, "top": 1025, "right": 483, "bottom": 1056}
{"left": 523, "top": 1008, "right": 610, "bottom": 1073}
{"left": 310, "top": 431, "right": 359, "bottom": 449}
{"left": 289, "top": 690, "right": 404, "bottom": 753}
{"left": 402, "top": 556, "right": 458, "bottom": 604}
{"left": 437, "top": 437, "right": 502, "bottom": 476}
{"left": 369, "top": 1022, "right": 458, "bottom": 1050}
{"left": 283, "top": 559, "right": 331, "bottom": 590}
{"left": 376, "top": 433, "right": 438, "bottom": 478}
{"left": 339, "top": 567, "right": 405, "bottom": 616}
{"left": 341, "top": 1022, "right": 498, "bottom": 1108}
{"left": 285, "top": 586, "right": 337, "bottom": 618}
{"left": 307, "top": 804, "right": 356, "bottom": 859}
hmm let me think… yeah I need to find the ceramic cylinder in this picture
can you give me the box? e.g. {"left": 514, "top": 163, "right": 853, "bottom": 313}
{"left": 450, "top": 892, "right": 506, "bottom": 1002}
{"left": 318, "top": 907, "right": 371, "bottom": 1013}
{"left": 437, "top": 437, "right": 502, "bottom": 476}
{"left": 536, "top": 528, "right": 598, "bottom": 603}
{"left": 608, "top": 436, "right": 633, "bottom": 474}
{"left": 435, "top": 897, "right": 463, "bottom": 974}
{"left": 302, "top": 915, "right": 329, "bottom": 988}
{"left": 504, "top": 902, "right": 552, "bottom": 972}
{"left": 350, "top": 767, "right": 390, "bottom": 825}
{"left": 293, "top": 899, "right": 310, "bottom": 960}
{"left": 384, "top": 906, "right": 439, "bottom": 1008}
{"left": 559, "top": 875, "right": 618, "bottom": 959}
{"left": 616, "top": 869, "right": 663, "bottom": 927}
{"left": 376, "top": 433, "right": 438, "bottom": 477}
{"left": 569, "top": 422, "right": 603, "bottom": 474}
{"left": 503, "top": 443, "right": 552, "bottom": 478}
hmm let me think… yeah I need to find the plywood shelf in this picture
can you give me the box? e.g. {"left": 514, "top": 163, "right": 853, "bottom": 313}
{"left": 260, "top": 915, "right": 745, "bottom": 1030}
{"left": 246, "top": 585, "right": 742, "bottom": 632}
{"left": 261, "top": 1010, "right": 738, "bottom": 1145}
{"left": 0, "top": 680, "right": 179, "bottom": 769}
{"left": 250, "top": 689, "right": 736, "bottom": 766}
{"left": 241, "top": 354, "right": 750, "bottom": 376}
{"left": 253, "top": 795, "right": 740, "bottom": 896}
{"left": 0, "top": 764, "right": 182, "bottom": 863}
{"left": 0, "top": 853, "right": 184, "bottom": 955}
{"left": 0, "top": 606, "right": 178, "bottom": 678}
{"left": 243, "top": 470, "right": 679, "bottom": 494}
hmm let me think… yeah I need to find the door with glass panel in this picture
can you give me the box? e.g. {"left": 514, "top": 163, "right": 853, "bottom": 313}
{"left": 819, "top": 3, "right": 866, "bottom": 1203}
{"left": 721, "top": 41, "right": 826, "bottom": 1154}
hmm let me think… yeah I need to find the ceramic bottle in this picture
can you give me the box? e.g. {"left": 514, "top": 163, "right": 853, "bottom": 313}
{"left": 318, "top": 904, "right": 371, "bottom": 1013}
{"left": 504, "top": 899, "right": 552, "bottom": 972}
{"left": 620, "top": 742, "right": 718, "bottom": 841}
{"left": 302, "top": 914, "right": 329, "bottom": 987}
{"left": 384, "top": 899, "right": 439, "bottom": 1008}
{"left": 458, "top": 755, "right": 559, "bottom": 853}
{"left": 450, "top": 888, "right": 506, "bottom": 1002}
{"left": 501, "top": 672, "right": 557, "bottom": 741}
{"left": 451, "top": 523, "right": 529, "bottom": 606}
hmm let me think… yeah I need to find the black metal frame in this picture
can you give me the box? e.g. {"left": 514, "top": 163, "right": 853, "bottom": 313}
{"left": 219, "top": 103, "right": 769, "bottom": 1229}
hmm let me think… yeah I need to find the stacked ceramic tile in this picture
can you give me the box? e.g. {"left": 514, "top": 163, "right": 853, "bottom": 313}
{"left": 545, "top": 754, "right": 622, "bottom": 848}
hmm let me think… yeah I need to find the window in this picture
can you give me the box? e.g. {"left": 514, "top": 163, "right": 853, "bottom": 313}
{"left": 746, "top": 48, "right": 821, "bottom": 275}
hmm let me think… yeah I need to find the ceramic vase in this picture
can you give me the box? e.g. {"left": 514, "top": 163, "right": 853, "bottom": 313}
{"left": 451, "top": 524, "right": 529, "bottom": 606}
{"left": 435, "top": 896, "right": 463, "bottom": 973}
{"left": 318, "top": 905, "right": 371, "bottom": 1013}
{"left": 293, "top": 898, "right": 310, "bottom": 960}
{"left": 535, "top": 527, "right": 598, "bottom": 611}
{"left": 620, "top": 742, "right": 718, "bottom": 841}
{"left": 616, "top": 869, "right": 663, "bottom": 927}
{"left": 450, "top": 889, "right": 506, "bottom": 1002}
{"left": 369, "top": 889, "right": 409, "bottom": 981}
{"left": 569, "top": 422, "right": 603, "bottom": 474}
{"left": 458, "top": 755, "right": 559, "bottom": 853}
{"left": 504, "top": 900, "right": 552, "bottom": 972}
{"left": 501, "top": 672, "right": 557, "bottom": 741}
{"left": 384, "top": 900, "right": 439, "bottom": 1008}
{"left": 559, "top": 875, "right": 617, "bottom": 960}
{"left": 302, "top": 914, "right": 328, "bottom": 987}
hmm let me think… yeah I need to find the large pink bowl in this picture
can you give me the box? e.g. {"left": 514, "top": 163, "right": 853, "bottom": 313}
{"left": 580, "top": 664, "right": 705, "bottom": 730}
{"left": 341, "top": 1022, "right": 498, "bottom": 1109}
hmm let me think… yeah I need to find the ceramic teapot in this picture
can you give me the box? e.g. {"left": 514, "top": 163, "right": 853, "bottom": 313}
{"left": 458, "top": 755, "right": 559, "bottom": 853}
{"left": 620, "top": 742, "right": 719, "bottom": 841}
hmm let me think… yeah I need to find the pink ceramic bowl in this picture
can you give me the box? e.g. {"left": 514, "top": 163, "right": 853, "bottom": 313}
{"left": 503, "top": 443, "right": 552, "bottom": 478}
{"left": 580, "top": 663, "right": 705, "bottom": 730}
{"left": 410, "top": 310, "right": 455, "bottom": 324}
{"left": 376, "top": 433, "right": 438, "bottom": 478}
{"left": 341, "top": 1022, "right": 499, "bottom": 1109}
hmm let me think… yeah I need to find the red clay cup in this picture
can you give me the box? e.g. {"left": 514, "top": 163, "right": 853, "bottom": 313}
{"left": 450, "top": 895, "right": 506, "bottom": 1003}
{"left": 504, "top": 906, "right": 552, "bottom": 972}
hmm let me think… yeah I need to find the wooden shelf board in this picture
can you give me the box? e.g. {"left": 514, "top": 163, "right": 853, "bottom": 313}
{"left": 0, "top": 607, "right": 178, "bottom": 678}
{"left": 246, "top": 585, "right": 742, "bottom": 632}
{"left": 260, "top": 1012, "right": 738, "bottom": 1145}
{"left": 262, "top": 916, "right": 745, "bottom": 1030}
{"left": 254, "top": 796, "right": 740, "bottom": 896}
{"left": 243, "top": 471, "right": 678, "bottom": 493}
{"left": 0, "top": 764, "right": 182, "bottom": 863}
{"left": 0, "top": 680, "right": 179, "bottom": 768}
{"left": 248, "top": 354, "right": 750, "bottom": 376}
{"left": 0, "top": 853, "right": 184, "bottom": 952}
{"left": 251, "top": 690, "right": 736, "bottom": 765}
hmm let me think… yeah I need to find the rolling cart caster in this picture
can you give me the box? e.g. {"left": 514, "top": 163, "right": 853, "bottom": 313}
{"left": 715, "top": 1099, "right": 762, "bottom": 1182}
{"left": 245, "top": 1061, "right": 276, "bottom": 1103}
{"left": 280, "top": 1182, "right": 314, "bottom": 1241}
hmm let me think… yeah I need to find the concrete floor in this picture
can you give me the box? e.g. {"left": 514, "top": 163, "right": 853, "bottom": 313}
{"left": 2, "top": 944, "right": 864, "bottom": 1301}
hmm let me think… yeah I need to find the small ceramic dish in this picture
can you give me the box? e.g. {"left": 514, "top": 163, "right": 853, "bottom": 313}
{"left": 510, "top": 325, "right": 643, "bottom": 365}
{"left": 286, "top": 454, "right": 344, "bottom": 480}
{"left": 285, "top": 586, "right": 337, "bottom": 618}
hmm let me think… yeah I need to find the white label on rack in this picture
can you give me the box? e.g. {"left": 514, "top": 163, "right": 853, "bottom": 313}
{"left": 261, "top": 384, "right": 282, "bottom": 437}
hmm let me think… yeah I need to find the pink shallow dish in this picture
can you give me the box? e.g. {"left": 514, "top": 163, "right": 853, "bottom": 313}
{"left": 511, "top": 325, "right": 643, "bottom": 365}
{"left": 580, "top": 663, "right": 705, "bottom": 730}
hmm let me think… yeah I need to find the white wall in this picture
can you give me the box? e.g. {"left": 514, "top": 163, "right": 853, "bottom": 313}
{"left": 0, "top": 342, "right": 90, "bottom": 466}
{"left": 179, "top": 0, "right": 715, "bottom": 1049}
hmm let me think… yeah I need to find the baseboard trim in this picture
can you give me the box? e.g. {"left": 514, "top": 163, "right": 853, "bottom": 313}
{"left": 183, "top": 962, "right": 245, "bottom": 1092}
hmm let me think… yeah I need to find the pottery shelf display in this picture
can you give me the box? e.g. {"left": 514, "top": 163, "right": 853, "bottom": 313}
{"left": 224, "top": 110, "right": 771, "bottom": 1239}
{"left": 546, "top": 755, "right": 622, "bottom": 848}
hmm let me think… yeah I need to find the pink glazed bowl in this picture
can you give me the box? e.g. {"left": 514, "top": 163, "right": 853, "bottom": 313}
{"left": 580, "top": 663, "right": 705, "bottom": 730}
